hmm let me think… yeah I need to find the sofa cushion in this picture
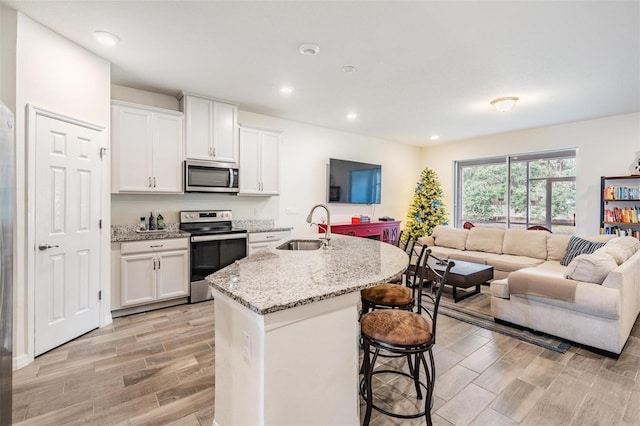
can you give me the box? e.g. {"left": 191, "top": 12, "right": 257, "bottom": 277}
{"left": 508, "top": 267, "right": 578, "bottom": 302}
{"left": 564, "top": 251, "right": 618, "bottom": 284}
{"left": 486, "top": 254, "right": 545, "bottom": 273}
{"left": 503, "top": 229, "right": 548, "bottom": 259}
{"left": 425, "top": 246, "right": 463, "bottom": 260}
{"left": 560, "top": 236, "right": 606, "bottom": 266}
{"left": 448, "top": 250, "right": 491, "bottom": 265}
{"left": 465, "top": 227, "right": 505, "bottom": 254}
{"left": 432, "top": 226, "right": 468, "bottom": 250}
{"left": 546, "top": 234, "right": 572, "bottom": 261}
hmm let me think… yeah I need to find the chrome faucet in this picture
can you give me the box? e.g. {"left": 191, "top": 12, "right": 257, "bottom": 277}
{"left": 306, "top": 204, "right": 331, "bottom": 247}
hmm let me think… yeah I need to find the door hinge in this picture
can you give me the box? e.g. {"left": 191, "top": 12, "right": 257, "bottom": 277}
{"left": 99, "top": 219, "right": 102, "bottom": 229}
{"left": 98, "top": 290, "right": 102, "bottom": 301}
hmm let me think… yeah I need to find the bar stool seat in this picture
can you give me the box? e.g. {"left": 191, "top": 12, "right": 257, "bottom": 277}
{"left": 361, "top": 309, "right": 432, "bottom": 347}
{"left": 361, "top": 284, "right": 412, "bottom": 308}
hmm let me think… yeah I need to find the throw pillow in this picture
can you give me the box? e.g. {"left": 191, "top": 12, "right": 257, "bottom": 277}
{"left": 560, "top": 236, "right": 605, "bottom": 266}
{"left": 606, "top": 236, "right": 640, "bottom": 259}
{"left": 564, "top": 251, "right": 618, "bottom": 284}
{"left": 595, "top": 245, "right": 628, "bottom": 265}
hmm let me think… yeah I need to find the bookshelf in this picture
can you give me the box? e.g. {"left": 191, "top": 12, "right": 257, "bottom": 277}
{"left": 600, "top": 175, "right": 640, "bottom": 238}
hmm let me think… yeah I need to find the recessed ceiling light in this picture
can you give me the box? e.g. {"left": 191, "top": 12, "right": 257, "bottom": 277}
{"left": 280, "top": 86, "right": 293, "bottom": 95}
{"left": 299, "top": 43, "right": 320, "bottom": 56}
{"left": 346, "top": 113, "right": 358, "bottom": 121}
{"left": 430, "top": 135, "right": 440, "bottom": 141}
{"left": 490, "top": 96, "right": 519, "bottom": 112}
{"left": 93, "top": 31, "right": 120, "bottom": 46}
{"left": 342, "top": 65, "right": 357, "bottom": 73}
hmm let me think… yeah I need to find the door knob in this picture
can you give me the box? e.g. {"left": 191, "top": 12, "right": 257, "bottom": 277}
{"left": 38, "top": 243, "right": 59, "bottom": 251}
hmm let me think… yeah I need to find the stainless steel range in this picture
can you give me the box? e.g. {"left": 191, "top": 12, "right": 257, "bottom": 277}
{"left": 180, "top": 210, "right": 247, "bottom": 303}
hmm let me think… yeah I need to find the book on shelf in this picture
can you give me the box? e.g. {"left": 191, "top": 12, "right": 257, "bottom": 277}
{"left": 603, "top": 185, "right": 640, "bottom": 200}
{"left": 603, "top": 206, "right": 640, "bottom": 223}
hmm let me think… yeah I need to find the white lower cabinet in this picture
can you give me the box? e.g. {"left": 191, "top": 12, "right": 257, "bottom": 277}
{"left": 115, "top": 238, "right": 189, "bottom": 309}
{"left": 247, "top": 230, "right": 291, "bottom": 256}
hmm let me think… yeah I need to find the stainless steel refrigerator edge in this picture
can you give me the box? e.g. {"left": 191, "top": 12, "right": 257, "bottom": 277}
{"left": 0, "top": 101, "right": 14, "bottom": 425}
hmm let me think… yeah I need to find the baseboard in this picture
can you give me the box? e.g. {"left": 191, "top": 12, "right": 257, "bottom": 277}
{"left": 13, "top": 353, "right": 31, "bottom": 371}
{"left": 111, "top": 297, "right": 188, "bottom": 318}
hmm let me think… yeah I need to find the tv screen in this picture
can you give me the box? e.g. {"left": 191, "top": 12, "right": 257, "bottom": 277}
{"left": 328, "top": 158, "right": 381, "bottom": 204}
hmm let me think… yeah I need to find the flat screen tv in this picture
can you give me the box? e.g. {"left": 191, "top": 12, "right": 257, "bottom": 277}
{"left": 328, "top": 158, "right": 381, "bottom": 204}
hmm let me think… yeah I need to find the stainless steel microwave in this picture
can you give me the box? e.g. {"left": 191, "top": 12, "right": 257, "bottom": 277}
{"left": 184, "top": 160, "right": 239, "bottom": 193}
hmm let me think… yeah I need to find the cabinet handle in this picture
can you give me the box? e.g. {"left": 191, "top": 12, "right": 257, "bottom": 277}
{"left": 158, "top": 258, "right": 161, "bottom": 269}
{"left": 153, "top": 177, "right": 156, "bottom": 187}
{"left": 148, "top": 177, "right": 152, "bottom": 187}
{"left": 153, "top": 258, "right": 156, "bottom": 270}
{"left": 213, "top": 147, "right": 216, "bottom": 157}
{"left": 209, "top": 147, "right": 213, "bottom": 156}
{"left": 150, "top": 244, "right": 164, "bottom": 248}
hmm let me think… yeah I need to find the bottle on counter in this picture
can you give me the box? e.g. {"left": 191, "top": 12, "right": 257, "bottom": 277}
{"left": 148, "top": 211, "right": 157, "bottom": 230}
{"left": 157, "top": 211, "right": 165, "bottom": 229}
{"left": 139, "top": 216, "right": 147, "bottom": 231}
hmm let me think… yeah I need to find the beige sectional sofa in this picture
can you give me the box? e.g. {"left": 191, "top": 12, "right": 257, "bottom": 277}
{"left": 418, "top": 225, "right": 640, "bottom": 355}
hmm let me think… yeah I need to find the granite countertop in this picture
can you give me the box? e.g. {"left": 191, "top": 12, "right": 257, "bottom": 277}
{"left": 245, "top": 227, "right": 294, "bottom": 233}
{"left": 233, "top": 219, "right": 292, "bottom": 233}
{"left": 111, "top": 223, "right": 190, "bottom": 242}
{"left": 206, "top": 234, "right": 408, "bottom": 315}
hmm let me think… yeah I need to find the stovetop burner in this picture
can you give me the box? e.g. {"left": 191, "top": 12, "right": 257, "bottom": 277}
{"left": 179, "top": 210, "right": 247, "bottom": 235}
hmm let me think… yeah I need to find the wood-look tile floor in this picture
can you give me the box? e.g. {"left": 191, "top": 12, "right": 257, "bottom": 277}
{"left": 12, "top": 301, "right": 640, "bottom": 425}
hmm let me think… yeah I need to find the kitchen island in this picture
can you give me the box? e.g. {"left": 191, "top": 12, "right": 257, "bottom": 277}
{"left": 207, "top": 234, "right": 408, "bottom": 426}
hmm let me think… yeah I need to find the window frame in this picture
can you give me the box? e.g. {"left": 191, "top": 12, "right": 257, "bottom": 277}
{"left": 454, "top": 149, "right": 577, "bottom": 230}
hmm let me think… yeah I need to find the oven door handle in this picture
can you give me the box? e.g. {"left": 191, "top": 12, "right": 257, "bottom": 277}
{"left": 229, "top": 168, "right": 234, "bottom": 188}
{"left": 191, "top": 234, "right": 247, "bottom": 243}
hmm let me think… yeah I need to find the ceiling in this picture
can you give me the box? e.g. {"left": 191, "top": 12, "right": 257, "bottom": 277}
{"left": 4, "top": 1, "right": 640, "bottom": 145}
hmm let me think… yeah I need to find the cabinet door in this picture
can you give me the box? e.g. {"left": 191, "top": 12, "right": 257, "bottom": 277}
{"left": 156, "top": 250, "right": 189, "bottom": 300}
{"left": 260, "top": 131, "right": 280, "bottom": 195}
{"left": 239, "top": 127, "right": 261, "bottom": 194}
{"left": 112, "top": 105, "right": 153, "bottom": 192}
{"left": 185, "top": 96, "right": 214, "bottom": 160}
{"left": 121, "top": 253, "right": 156, "bottom": 306}
{"left": 212, "top": 102, "right": 238, "bottom": 164}
{"left": 152, "top": 113, "right": 184, "bottom": 193}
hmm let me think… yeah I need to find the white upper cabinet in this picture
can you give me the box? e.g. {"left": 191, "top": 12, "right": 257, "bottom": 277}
{"left": 239, "top": 126, "right": 281, "bottom": 196}
{"left": 111, "top": 101, "right": 184, "bottom": 194}
{"left": 180, "top": 93, "right": 238, "bottom": 164}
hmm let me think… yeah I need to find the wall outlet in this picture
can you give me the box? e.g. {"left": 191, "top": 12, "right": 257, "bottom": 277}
{"left": 242, "top": 331, "right": 251, "bottom": 364}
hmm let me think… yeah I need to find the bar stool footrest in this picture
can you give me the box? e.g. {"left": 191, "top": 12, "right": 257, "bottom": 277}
{"left": 359, "top": 369, "right": 430, "bottom": 420}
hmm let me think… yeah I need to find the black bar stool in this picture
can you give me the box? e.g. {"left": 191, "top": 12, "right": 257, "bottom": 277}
{"left": 359, "top": 249, "right": 454, "bottom": 426}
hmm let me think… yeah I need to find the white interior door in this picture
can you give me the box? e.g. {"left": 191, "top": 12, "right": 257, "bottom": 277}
{"left": 34, "top": 114, "right": 102, "bottom": 356}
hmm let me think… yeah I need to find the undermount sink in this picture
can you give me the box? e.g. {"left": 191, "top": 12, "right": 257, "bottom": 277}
{"left": 276, "top": 239, "right": 324, "bottom": 251}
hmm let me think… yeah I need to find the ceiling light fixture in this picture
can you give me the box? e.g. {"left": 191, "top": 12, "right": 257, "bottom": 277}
{"left": 342, "top": 65, "right": 357, "bottom": 73}
{"left": 490, "top": 96, "right": 519, "bottom": 112}
{"left": 346, "top": 113, "right": 358, "bottom": 121}
{"left": 299, "top": 43, "right": 320, "bottom": 56}
{"left": 430, "top": 135, "right": 440, "bottom": 141}
{"left": 93, "top": 30, "right": 120, "bottom": 46}
{"left": 280, "top": 86, "right": 293, "bottom": 95}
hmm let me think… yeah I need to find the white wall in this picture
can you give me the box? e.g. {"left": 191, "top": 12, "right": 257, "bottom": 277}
{"left": 111, "top": 85, "right": 424, "bottom": 235}
{"left": 12, "top": 12, "right": 111, "bottom": 366}
{"left": 421, "top": 112, "right": 640, "bottom": 236}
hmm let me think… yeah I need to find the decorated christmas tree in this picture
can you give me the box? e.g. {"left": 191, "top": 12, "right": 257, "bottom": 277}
{"left": 404, "top": 167, "right": 448, "bottom": 239}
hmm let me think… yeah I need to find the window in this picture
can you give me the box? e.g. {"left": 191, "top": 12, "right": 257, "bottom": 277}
{"left": 454, "top": 149, "right": 576, "bottom": 233}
